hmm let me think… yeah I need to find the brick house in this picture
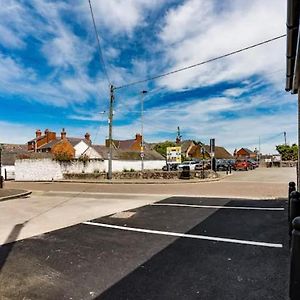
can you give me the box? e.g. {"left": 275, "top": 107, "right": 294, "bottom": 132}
{"left": 235, "top": 148, "right": 257, "bottom": 160}
{"left": 106, "top": 134, "right": 144, "bottom": 151}
{"left": 179, "top": 140, "right": 232, "bottom": 160}
{"left": 27, "top": 129, "right": 101, "bottom": 159}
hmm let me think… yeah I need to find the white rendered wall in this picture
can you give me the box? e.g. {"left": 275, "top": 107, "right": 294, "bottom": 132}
{"left": 15, "top": 159, "right": 105, "bottom": 181}
{"left": 74, "top": 141, "right": 102, "bottom": 159}
{"left": 1, "top": 166, "right": 15, "bottom": 180}
{"left": 104, "top": 160, "right": 166, "bottom": 172}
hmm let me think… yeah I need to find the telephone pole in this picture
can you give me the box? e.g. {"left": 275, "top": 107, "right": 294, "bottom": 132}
{"left": 107, "top": 84, "right": 114, "bottom": 180}
{"left": 140, "top": 90, "right": 147, "bottom": 172}
{"left": 284, "top": 131, "right": 287, "bottom": 145}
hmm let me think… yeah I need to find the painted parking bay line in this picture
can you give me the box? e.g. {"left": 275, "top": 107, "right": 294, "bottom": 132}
{"left": 151, "top": 203, "right": 284, "bottom": 211}
{"left": 82, "top": 221, "right": 283, "bottom": 248}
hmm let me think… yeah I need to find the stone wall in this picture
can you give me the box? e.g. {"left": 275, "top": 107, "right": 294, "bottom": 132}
{"left": 64, "top": 170, "right": 218, "bottom": 180}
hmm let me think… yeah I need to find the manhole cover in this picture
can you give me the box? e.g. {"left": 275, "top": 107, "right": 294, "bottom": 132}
{"left": 110, "top": 211, "right": 136, "bottom": 219}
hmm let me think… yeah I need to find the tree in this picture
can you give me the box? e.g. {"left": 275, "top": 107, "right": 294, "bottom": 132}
{"left": 276, "top": 144, "right": 298, "bottom": 161}
{"left": 153, "top": 141, "right": 176, "bottom": 157}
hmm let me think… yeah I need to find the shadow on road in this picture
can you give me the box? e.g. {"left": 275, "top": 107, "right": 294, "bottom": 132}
{"left": 0, "top": 222, "right": 26, "bottom": 273}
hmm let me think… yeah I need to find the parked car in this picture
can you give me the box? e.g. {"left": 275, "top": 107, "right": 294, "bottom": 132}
{"left": 226, "top": 159, "right": 236, "bottom": 167}
{"left": 178, "top": 160, "right": 198, "bottom": 171}
{"left": 247, "top": 159, "right": 259, "bottom": 168}
{"left": 216, "top": 161, "right": 230, "bottom": 171}
{"left": 233, "top": 160, "right": 252, "bottom": 171}
{"left": 195, "top": 160, "right": 211, "bottom": 170}
{"left": 162, "top": 163, "right": 179, "bottom": 171}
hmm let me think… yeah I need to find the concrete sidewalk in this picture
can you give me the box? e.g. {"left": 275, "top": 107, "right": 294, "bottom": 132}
{"left": 0, "top": 189, "right": 31, "bottom": 201}
{"left": 0, "top": 191, "right": 165, "bottom": 245}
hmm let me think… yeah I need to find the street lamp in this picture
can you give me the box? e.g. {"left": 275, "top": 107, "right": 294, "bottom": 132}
{"left": 141, "top": 90, "right": 147, "bottom": 172}
{"left": 201, "top": 147, "right": 205, "bottom": 179}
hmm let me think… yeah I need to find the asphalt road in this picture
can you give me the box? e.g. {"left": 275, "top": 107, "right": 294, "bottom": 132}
{"left": 0, "top": 196, "right": 289, "bottom": 300}
{"left": 6, "top": 167, "right": 296, "bottom": 199}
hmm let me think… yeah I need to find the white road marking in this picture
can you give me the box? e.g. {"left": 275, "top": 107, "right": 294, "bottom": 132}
{"left": 82, "top": 221, "right": 283, "bottom": 248}
{"left": 151, "top": 203, "right": 284, "bottom": 211}
{"left": 31, "top": 190, "right": 281, "bottom": 200}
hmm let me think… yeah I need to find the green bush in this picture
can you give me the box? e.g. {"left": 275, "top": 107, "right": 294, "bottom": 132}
{"left": 54, "top": 152, "right": 73, "bottom": 162}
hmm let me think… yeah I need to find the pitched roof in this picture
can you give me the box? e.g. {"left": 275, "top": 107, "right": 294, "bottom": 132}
{"left": 2, "top": 153, "right": 17, "bottom": 166}
{"left": 118, "top": 139, "right": 136, "bottom": 150}
{"left": 92, "top": 145, "right": 164, "bottom": 160}
{"left": 179, "top": 140, "right": 196, "bottom": 153}
{"left": 37, "top": 137, "right": 91, "bottom": 150}
{"left": 238, "top": 148, "right": 255, "bottom": 154}
{"left": 1, "top": 144, "right": 28, "bottom": 165}
{"left": 203, "top": 145, "right": 233, "bottom": 159}
{"left": 2, "top": 144, "right": 27, "bottom": 153}
{"left": 38, "top": 139, "right": 59, "bottom": 149}
{"left": 67, "top": 137, "right": 91, "bottom": 146}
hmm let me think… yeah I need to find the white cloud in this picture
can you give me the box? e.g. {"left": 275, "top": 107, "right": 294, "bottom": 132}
{"left": 0, "top": 121, "right": 36, "bottom": 144}
{"left": 85, "top": 0, "right": 165, "bottom": 36}
{"left": 223, "top": 88, "right": 246, "bottom": 97}
{"left": 158, "top": 0, "right": 286, "bottom": 91}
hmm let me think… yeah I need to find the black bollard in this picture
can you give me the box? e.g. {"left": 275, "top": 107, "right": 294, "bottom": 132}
{"left": 289, "top": 182, "right": 296, "bottom": 225}
{"left": 290, "top": 191, "right": 300, "bottom": 245}
{"left": 290, "top": 217, "right": 300, "bottom": 300}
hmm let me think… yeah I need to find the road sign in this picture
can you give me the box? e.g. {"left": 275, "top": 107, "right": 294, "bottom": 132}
{"left": 140, "top": 152, "right": 145, "bottom": 158}
{"left": 166, "top": 146, "right": 181, "bottom": 163}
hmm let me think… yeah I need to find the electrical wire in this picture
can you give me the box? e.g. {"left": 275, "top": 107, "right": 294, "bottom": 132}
{"left": 88, "top": 0, "right": 111, "bottom": 85}
{"left": 114, "top": 68, "right": 286, "bottom": 114}
{"left": 115, "top": 34, "right": 286, "bottom": 90}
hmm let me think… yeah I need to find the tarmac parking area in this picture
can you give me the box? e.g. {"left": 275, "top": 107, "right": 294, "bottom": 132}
{"left": 0, "top": 197, "right": 289, "bottom": 300}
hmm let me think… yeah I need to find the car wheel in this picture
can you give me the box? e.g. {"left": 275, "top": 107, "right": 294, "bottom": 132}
{"left": 245, "top": 167, "right": 248, "bottom": 171}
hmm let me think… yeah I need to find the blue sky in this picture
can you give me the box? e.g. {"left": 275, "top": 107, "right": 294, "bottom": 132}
{"left": 0, "top": 0, "right": 297, "bottom": 154}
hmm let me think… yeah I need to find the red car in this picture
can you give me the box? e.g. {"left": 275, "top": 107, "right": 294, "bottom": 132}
{"left": 234, "top": 160, "right": 252, "bottom": 171}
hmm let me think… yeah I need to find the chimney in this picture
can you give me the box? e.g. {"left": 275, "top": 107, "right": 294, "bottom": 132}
{"left": 44, "top": 129, "right": 56, "bottom": 143}
{"left": 36, "top": 129, "right": 42, "bottom": 138}
{"left": 61, "top": 128, "right": 66, "bottom": 140}
{"left": 85, "top": 132, "right": 91, "bottom": 144}
{"left": 135, "top": 133, "right": 142, "bottom": 144}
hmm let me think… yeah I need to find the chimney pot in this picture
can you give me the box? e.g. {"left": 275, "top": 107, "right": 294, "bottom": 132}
{"left": 36, "top": 129, "right": 42, "bottom": 138}
{"left": 61, "top": 128, "right": 66, "bottom": 140}
{"left": 85, "top": 132, "right": 91, "bottom": 141}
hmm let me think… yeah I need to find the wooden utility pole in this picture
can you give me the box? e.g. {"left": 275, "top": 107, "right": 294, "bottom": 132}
{"left": 284, "top": 131, "right": 287, "bottom": 145}
{"left": 107, "top": 84, "right": 114, "bottom": 180}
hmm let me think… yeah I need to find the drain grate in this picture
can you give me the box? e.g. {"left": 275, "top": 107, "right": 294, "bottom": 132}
{"left": 110, "top": 211, "right": 136, "bottom": 219}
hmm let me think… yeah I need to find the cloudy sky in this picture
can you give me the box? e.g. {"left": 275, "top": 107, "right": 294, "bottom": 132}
{"left": 0, "top": 0, "right": 296, "bottom": 154}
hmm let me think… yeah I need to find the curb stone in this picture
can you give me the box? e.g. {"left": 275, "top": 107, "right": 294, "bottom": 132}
{"left": 0, "top": 191, "right": 32, "bottom": 201}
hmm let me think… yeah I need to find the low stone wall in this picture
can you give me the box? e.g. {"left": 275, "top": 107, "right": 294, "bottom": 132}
{"left": 64, "top": 170, "right": 218, "bottom": 180}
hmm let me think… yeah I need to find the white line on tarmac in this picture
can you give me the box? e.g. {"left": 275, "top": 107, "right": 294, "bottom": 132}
{"left": 82, "top": 221, "right": 283, "bottom": 248}
{"left": 31, "top": 190, "right": 281, "bottom": 200}
{"left": 151, "top": 203, "right": 284, "bottom": 211}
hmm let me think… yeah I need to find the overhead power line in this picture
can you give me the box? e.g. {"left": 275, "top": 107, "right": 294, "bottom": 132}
{"left": 88, "top": 0, "right": 110, "bottom": 84}
{"left": 115, "top": 34, "right": 286, "bottom": 90}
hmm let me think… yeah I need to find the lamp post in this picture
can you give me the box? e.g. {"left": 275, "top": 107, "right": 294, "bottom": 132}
{"left": 141, "top": 90, "right": 147, "bottom": 172}
{"left": 201, "top": 147, "right": 205, "bottom": 179}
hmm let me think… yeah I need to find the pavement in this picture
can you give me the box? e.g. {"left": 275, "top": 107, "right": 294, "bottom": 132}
{"left": 6, "top": 167, "right": 296, "bottom": 199}
{"left": 0, "top": 167, "right": 295, "bottom": 246}
{"left": 0, "top": 196, "right": 289, "bottom": 300}
{"left": 0, "top": 191, "right": 165, "bottom": 245}
{"left": 0, "top": 189, "right": 31, "bottom": 201}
